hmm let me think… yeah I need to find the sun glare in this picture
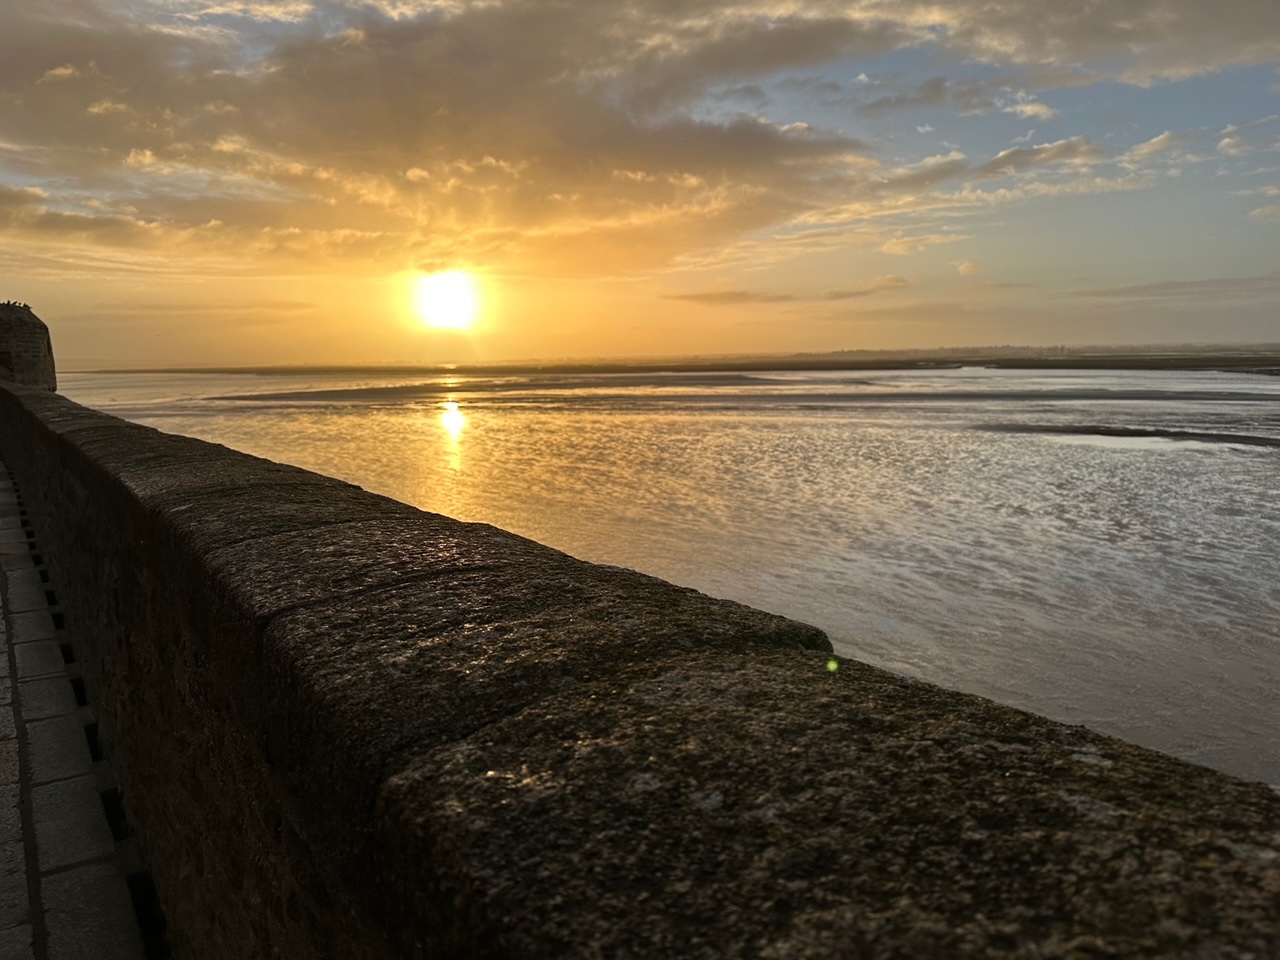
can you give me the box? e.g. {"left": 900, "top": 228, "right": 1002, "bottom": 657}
{"left": 414, "top": 271, "right": 479, "bottom": 329}
{"left": 440, "top": 400, "right": 465, "bottom": 436}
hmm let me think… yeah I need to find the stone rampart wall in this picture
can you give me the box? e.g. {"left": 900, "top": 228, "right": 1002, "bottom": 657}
{"left": 0, "top": 308, "right": 56, "bottom": 390}
{"left": 1, "top": 381, "right": 1277, "bottom": 959}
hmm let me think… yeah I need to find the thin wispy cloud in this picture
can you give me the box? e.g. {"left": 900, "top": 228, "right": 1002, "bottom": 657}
{"left": 663, "top": 290, "right": 800, "bottom": 305}
{"left": 96, "top": 299, "right": 317, "bottom": 313}
{"left": 823, "top": 276, "right": 910, "bottom": 299}
{"left": 973, "top": 137, "right": 1107, "bottom": 177}
{"left": 666, "top": 276, "right": 908, "bottom": 305}
{"left": 1064, "top": 273, "right": 1280, "bottom": 300}
{"left": 1119, "top": 131, "right": 1188, "bottom": 168}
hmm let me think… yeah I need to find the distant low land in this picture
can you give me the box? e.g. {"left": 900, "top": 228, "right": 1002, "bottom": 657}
{"left": 69, "top": 343, "right": 1280, "bottom": 377}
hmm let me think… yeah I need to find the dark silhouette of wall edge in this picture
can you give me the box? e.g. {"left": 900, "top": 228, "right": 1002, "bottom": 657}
{"left": 0, "top": 381, "right": 1277, "bottom": 958}
{"left": 0, "top": 301, "right": 56, "bottom": 390}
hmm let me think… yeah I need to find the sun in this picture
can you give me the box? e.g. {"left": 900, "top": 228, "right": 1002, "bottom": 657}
{"left": 414, "top": 271, "right": 479, "bottom": 329}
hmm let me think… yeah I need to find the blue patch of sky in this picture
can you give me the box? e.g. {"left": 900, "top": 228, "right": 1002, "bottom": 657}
{"left": 0, "top": 152, "right": 54, "bottom": 195}
{"left": 115, "top": 1, "right": 354, "bottom": 69}
{"left": 690, "top": 44, "right": 1278, "bottom": 169}
{"left": 680, "top": 48, "right": 1279, "bottom": 298}
{"left": 1040, "top": 66, "right": 1279, "bottom": 145}
{"left": 118, "top": 167, "right": 307, "bottom": 205}
{"left": 954, "top": 184, "right": 1266, "bottom": 289}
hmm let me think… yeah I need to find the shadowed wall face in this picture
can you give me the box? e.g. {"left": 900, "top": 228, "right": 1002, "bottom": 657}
{"left": 0, "top": 305, "right": 56, "bottom": 390}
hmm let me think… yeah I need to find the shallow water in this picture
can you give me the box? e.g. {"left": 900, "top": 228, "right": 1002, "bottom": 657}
{"left": 60, "top": 367, "right": 1280, "bottom": 783}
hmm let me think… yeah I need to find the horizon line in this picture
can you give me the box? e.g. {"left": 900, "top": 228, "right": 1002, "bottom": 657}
{"left": 57, "top": 341, "right": 1280, "bottom": 376}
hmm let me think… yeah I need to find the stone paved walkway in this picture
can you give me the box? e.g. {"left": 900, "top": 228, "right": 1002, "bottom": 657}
{"left": 1, "top": 464, "right": 146, "bottom": 960}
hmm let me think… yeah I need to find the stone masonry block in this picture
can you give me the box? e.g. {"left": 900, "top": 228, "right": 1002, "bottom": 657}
{"left": 14, "top": 641, "right": 61, "bottom": 679}
{"left": 0, "top": 739, "right": 17, "bottom": 791}
{"left": 0, "top": 839, "right": 29, "bottom": 930}
{"left": 44, "top": 861, "right": 146, "bottom": 960}
{"left": 4, "top": 568, "right": 43, "bottom": 594}
{"left": 18, "top": 677, "right": 77, "bottom": 721}
{"left": 0, "top": 553, "right": 34, "bottom": 572}
{"left": 26, "top": 716, "right": 93, "bottom": 785}
{"left": 10, "top": 611, "right": 55, "bottom": 646}
{"left": 31, "top": 775, "right": 115, "bottom": 872}
{"left": 0, "top": 923, "right": 35, "bottom": 960}
{"left": 0, "top": 778, "right": 20, "bottom": 843}
{"left": 5, "top": 583, "right": 49, "bottom": 614}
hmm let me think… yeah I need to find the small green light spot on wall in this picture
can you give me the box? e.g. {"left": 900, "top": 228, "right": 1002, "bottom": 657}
{"left": 827, "top": 660, "right": 839, "bottom": 673}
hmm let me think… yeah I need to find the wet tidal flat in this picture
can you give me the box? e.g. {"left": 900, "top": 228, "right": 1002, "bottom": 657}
{"left": 61, "top": 366, "right": 1280, "bottom": 784}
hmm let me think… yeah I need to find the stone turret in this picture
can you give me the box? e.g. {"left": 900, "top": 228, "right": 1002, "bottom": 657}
{"left": 0, "top": 302, "right": 56, "bottom": 391}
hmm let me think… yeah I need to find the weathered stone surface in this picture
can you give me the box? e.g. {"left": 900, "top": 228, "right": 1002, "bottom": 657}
{"left": 31, "top": 775, "right": 115, "bottom": 872}
{"left": 26, "top": 716, "right": 93, "bottom": 785}
{"left": 0, "top": 779, "right": 21, "bottom": 843}
{"left": 13, "top": 642, "right": 63, "bottom": 681}
{"left": 43, "top": 862, "right": 145, "bottom": 960}
{"left": 3, "top": 569, "right": 43, "bottom": 595}
{"left": 0, "top": 304, "right": 55, "bottom": 391}
{"left": 17, "top": 678, "right": 77, "bottom": 721}
{"left": 1, "top": 381, "right": 1279, "bottom": 959}
{"left": 4, "top": 583, "right": 49, "bottom": 615}
{"left": 377, "top": 653, "right": 1280, "bottom": 957}
{"left": 0, "top": 839, "right": 29, "bottom": 930}
{"left": 7, "top": 613, "right": 53, "bottom": 646}
{"left": 0, "top": 923, "right": 35, "bottom": 960}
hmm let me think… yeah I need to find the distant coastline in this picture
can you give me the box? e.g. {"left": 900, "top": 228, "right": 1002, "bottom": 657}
{"left": 58, "top": 343, "right": 1280, "bottom": 377}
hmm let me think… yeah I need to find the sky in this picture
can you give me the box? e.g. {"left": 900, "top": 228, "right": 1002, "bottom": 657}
{"left": 1, "top": 0, "right": 1278, "bottom": 367}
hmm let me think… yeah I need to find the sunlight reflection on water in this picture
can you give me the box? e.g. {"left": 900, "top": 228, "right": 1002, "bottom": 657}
{"left": 61, "top": 367, "right": 1280, "bottom": 783}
